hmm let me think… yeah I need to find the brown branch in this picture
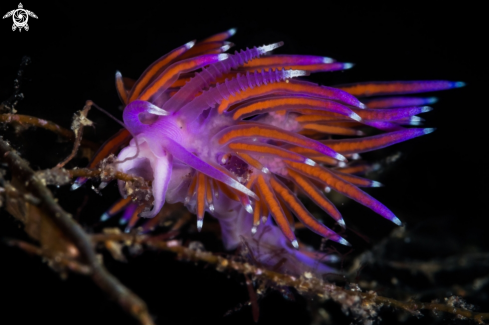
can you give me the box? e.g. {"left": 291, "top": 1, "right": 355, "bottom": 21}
{"left": 0, "top": 113, "right": 98, "bottom": 150}
{"left": 90, "top": 232, "right": 489, "bottom": 324}
{"left": 67, "top": 167, "right": 146, "bottom": 183}
{"left": 56, "top": 101, "right": 93, "bottom": 168}
{"left": 5, "top": 238, "right": 92, "bottom": 275}
{"left": 0, "top": 138, "right": 154, "bottom": 325}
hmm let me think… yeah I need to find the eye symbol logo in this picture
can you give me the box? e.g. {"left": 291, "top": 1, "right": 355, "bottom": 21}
{"left": 3, "top": 3, "right": 38, "bottom": 32}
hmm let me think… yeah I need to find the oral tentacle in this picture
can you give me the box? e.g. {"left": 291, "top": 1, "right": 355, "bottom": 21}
{"left": 163, "top": 137, "right": 258, "bottom": 200}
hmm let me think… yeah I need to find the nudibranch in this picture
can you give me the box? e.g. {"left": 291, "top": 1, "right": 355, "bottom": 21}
{"left": 74, "top": 29, "right": 463, "bottom": 275}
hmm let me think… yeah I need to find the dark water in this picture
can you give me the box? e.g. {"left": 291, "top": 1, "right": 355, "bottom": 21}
{"left": 0, "top": 2, "right": 486, "bottom": 325}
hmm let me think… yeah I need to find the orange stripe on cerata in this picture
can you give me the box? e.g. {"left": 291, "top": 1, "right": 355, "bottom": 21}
{"left": 270, "top": 177, "right": 338, "bottom": 238}
{"left": 89, "top": 129, "right": 132, "bottom": 169}
{"left": 127, "top": 205, "right": 145, "bottom": 229}
{"left": 201, "top": 30, "right": 235, "bottom": 43}
{"left": 234, "top": 151, "right": 263, "bottom": 170}
{"left": 108, "top": 197, "right": 132, "bottom": 216}
{"left": 301, "top": 123, "right": 360, "bottom": 136}
{"left": 333, "top": 171, "right": 373, "bottom": 187}
{"left": 295, "top": 115, "right": 340, "bottom": 123}
{"left": 235, "top": 190, "right": 252, "bottom": 212}
{"left": 335, "top": 164, "right": 370, "bottom": 174}
{"left": 205, "top": 176, "right": 213, "bottom": 205}
{"left": 129, "top": 46, "right": 189, "bottom": 102}
{"left": 218, "top": 80, "right": 354, "bottom": 114}
{"left": 253, "top": 200, "right": 261, "bottom": 226}
{"left": 278, "top": 196, "right": 295, "bottom": 226}
{"left": 122, "top": 77, "right": 136, "bottom": 92}
{"left": 218, "top": 125, "right": 326, "bottom": 155}
{"left": 285, "top": 161, "right": 380, "bottom": 210}
{"left": 232, "top": 97, "right": 344, "bottom": 120}
{"left": 116, "top": 74, "right": 128, "bottom": 104}
{"left": 306, "top": 155, "right": 339, "bottom": 165}
{"left": 187, "top": 175, "right": 197, "bottom": 198}
{"left": 240, "top": 57, "right": 337, "bottom": 71}
{"left": 241, "top": 56, "right": 301, "bottom": 67}
{"left": 320, "top": 139, "right": 366, "bottom": 154}
{"left": 287, "top": 146, "right": 340, "bottom": 165}
{"left": 256, "top": 175, "right": 295, "bottom": 243}
{"left": 337, "top": 82, "right": 422, "bottom": 97}
{"left": 170, "top": 77, "right": 190, "bottom": 88}
{"left": 138, "top": 56, "right": 218, "bottom": 101}
{"left": 229, "top": 142, "right": 306, "bottom": 163}
{"left": 287, "top": 169, "right": 342, "bottom": 222}
{"left": 197, "top": 173, "right": 206, "bottom": 219}
{"left": 216, "top": 180, "right": 239, "bottom": 201}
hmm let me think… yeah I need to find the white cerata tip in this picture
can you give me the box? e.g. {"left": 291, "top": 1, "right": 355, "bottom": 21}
{"left": 100, "top": 213, "right": 110, "bottom": 222}
{"left": 221, "top": 43, "right": 232, "bottom": 52}
{"left": 218, "top": 53, "right": 229, "bottom": 61}
{"left": 322, "top": 57, "right": 334, "bottom": 63}
{"left": 391, "top": 216, "right": 402, "bottom": 226}
{"left": 304, "top": 158, "right": 316, "bottom": 166}
{"left": 337, "top": 218, "right": 346, "bottom": 228}
{"left": 421, "top": 106, "right": 433, "bottom": 113}
{"left": 228, "top": 28, "right": 237, "bottom": 36}
{"left": 335, "top": 153, "right": 347, "bottom": 162}
{"left": 251, "top": 226, "right": 257, "bottom": 235}
{"left": 197, "top": 219, "right": 203, "bottom": 231}
{"left": 350, "top": 112, "right": 362, "bottom": 122}
{"left": 185, "top": 40, "right": 196, "bottom": 49}
{"left": 291, "top": 240, "right": 299, "bottom": 249}
{"left": 259, "top": 41, "right": 284, "bottom": 54}
{"left": 245, "top": 203, "right": 253, "bottom": 214}
{"left": 338, "top": 238, "right": 351, "bottom": 246}
{"left": 343, "top": 62, "right": 354, "bottom": 69}
{"left": 371, "top": 180, "right": 383, "bottom": 187}
{"left": 71, "top": 183, "right": 82, "bottom": 191}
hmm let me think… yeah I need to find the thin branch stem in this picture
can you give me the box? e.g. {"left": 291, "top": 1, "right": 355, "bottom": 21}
{"left": 5, "top": 239, "right": 92, "bottom": 274}
{"left": 90, "top": 232, "right": 489, "bottom": 324}
{"left": 57, "top": 101, "right": 92, "bottom": 168}
{"left": 0, "top": 113, "right": 98, "bottom": 150}
{"left": 0, "top": 138, "right": 154, "bottom": 325}
{"left": 67, "top": 167, "right": 146, "bottom": 183}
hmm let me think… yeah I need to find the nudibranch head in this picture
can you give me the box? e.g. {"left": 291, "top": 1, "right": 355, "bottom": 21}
{"left": 78, "top": 29, "right": 464, "bottom": 275}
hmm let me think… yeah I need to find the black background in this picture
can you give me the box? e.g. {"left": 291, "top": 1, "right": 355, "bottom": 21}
{"left": 0, "top": 1, "right": 486, "bottom": 325}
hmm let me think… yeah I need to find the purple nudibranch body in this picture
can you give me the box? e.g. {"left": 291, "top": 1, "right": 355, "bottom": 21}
{"left": 78, "top": 29, "right": 463, "bottom": 275}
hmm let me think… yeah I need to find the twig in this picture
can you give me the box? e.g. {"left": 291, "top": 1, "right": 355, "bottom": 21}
{"left": 67, "top": 167, "right": 146, "bottom": 183}
{"left": 0, "top": 138, "right": 155, "bottom": 325}
{"left": 5, "top": 238, "right": 92, "bottom": 274}
{"left": 90, "top": 233, "right": 489, "bottom": 324}
{"left": 57, "top": 101, "right": 93, "bottom": 168}
{"left": 0, "top": 113, "right": 98, "bottom": 150}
